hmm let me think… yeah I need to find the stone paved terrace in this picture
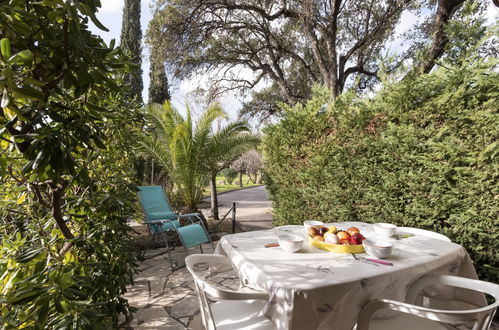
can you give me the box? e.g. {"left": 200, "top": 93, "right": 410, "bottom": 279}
{"left": 119, "top": 243, "right": 499, "bottom": 330}
{"left": 121, "top": 186, "right": 499, "bottom": 329}
{"left": 119, "top": 244, "right": 219, "bottom": 329}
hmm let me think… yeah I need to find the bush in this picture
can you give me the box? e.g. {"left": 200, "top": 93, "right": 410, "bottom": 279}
{"left": 220, "top": 168, "right": 239, "bottom": 184}
{"left": 263, "top": 58, "right": 498, "bottom": 283}
{"left": 0, "top": 1, "right": 141, "bottom": 328}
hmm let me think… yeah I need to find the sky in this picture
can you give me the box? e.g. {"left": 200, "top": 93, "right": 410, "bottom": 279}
{"left": 88, "top": 0, "right": 242, "bottom": 119}
{"left": 89, "top": 1, "right": 498, "bottom": 120}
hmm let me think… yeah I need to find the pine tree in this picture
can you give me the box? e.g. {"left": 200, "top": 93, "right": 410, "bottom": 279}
{"left": 120, "top": 0, "right": 143, "bottom": 102}
{"left": 148, "top": 45, "right": 171, "bottom": 104}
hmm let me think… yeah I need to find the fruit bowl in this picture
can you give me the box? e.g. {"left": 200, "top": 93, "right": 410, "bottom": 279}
{"left": 309, "top": 237, "right": 365, "bottom": 254}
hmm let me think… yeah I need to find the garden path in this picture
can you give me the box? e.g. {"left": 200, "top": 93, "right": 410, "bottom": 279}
{"left": 200, "top": 185, "right": 273, "bottom": 232}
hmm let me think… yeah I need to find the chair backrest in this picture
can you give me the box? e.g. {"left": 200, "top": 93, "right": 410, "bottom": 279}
{"left": 185, "top": 254, "right": 269, "bottom": 330}
{"left": 357, "top": 275, "right": 499, "bottom": 330}
{"left": 397, "top": 227, "right": 451, "bottom": 242}
{"left": 137, "top": 185, "right": 174, "bottom": 221}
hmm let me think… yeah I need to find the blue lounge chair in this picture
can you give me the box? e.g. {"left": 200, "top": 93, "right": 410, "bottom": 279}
{"left": 137, "top": 185, "right": 213, "bottom": 270}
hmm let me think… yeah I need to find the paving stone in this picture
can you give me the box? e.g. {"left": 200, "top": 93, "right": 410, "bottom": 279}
{"left": 147, "top": 286, "right": 192, "bottom": 307}
{"left": 131, "top": 307, "right": 184, "bottom": 330}
{"left": 187, "top": 313, "right": 203, "bottom": 330}
{"left": 179, "top": 317, "right": 189, "bottom": 326}
{"left": 163, "top": 268, "right": 192, "bottom": 290}
{"left": 148, "top": 278, "right": 170, "bottom": 295}
{"left": 169, "top": 294, "right": 200, "bottom": 319}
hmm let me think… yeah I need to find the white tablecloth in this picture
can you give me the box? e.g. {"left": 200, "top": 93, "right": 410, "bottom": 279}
{"left": 216, "top": 222, "right": 484, "bottom": 330}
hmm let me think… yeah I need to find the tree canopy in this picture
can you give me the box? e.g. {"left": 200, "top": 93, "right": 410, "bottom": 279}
{"left": 146, "top": 0, "right": 487, "bottom": 119}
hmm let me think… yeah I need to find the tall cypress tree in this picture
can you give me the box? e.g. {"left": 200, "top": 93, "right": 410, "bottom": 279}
{"left": 120, "top": 0, "right": 143, "bottom": 102}
{"left": 148, "top": 45, "right": 171, "bottom": 104}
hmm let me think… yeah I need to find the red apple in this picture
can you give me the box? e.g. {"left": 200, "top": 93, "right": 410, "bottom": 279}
{"left": 350, "top": 233, "right": 364, "bottom": 245}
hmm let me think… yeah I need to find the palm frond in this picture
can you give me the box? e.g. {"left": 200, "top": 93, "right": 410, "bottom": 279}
{"left": 136, "top": 100, "right": 259, "bottom": 210}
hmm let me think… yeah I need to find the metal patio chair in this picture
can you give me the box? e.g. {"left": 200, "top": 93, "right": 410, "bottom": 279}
{"left": 357, "top": 274, "right": 499, "bottom": 330}
{"left": 137, "top": 185, "right": 214, "bottom": 270}
{"left": 186, "top": 254, "right": 275, "bottom": 330}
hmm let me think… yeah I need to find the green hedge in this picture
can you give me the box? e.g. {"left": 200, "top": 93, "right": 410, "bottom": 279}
{"left": 263, "top": 59, "right": 498, "bottom": 283}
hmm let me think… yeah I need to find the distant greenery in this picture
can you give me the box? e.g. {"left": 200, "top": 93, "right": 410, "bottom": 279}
{"left": 220, "top": 168, "right": 238, "bottom": 185}
{"left": 0, "top": 1, "right": 140, "bottom": 328}
{"left": 203, "top": 175, "right": 261, "bottom": 197}
{"left": 264, "top": 54, "right": 498, "bottom": 283}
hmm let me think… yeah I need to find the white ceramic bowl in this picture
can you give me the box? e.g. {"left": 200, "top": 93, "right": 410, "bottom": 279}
{"left": 303, "top": 220, "right": 324, "bottom": 230}
{"left": 362, "top": 239, "right": 393, "bottom": 259}
{"left": 278, "top": 233, "right": 304, "bottom": 253}
{"left": 373, "top": 223, "right": 397, "bottom": 237}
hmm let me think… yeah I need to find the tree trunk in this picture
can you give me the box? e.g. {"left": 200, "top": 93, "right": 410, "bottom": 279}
{"left": 210, "top": 174, "right": 219, "bottom": 220}
{"left": 239, "top": 171, "right": 243, "bottom": 188}
{"left": 150, "top": 159, "right": 154, "bottom": 184}
{"left": 48, "top": 181, "right": 75, "bottom": 255}
{"left": 421, "top": 0, "right": 466, "bottom": 74}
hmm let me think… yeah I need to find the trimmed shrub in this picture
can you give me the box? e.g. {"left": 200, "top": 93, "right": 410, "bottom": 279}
{"left": 263, "top": 58, "right": 498, "bottom": 283}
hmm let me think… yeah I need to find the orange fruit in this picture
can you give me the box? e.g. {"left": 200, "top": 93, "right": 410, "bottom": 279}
{"left": 347, "top": 227, "right": 360, "bottom": 236}
{"left": 336, "top": 231, "right": 350, "bottom": 241}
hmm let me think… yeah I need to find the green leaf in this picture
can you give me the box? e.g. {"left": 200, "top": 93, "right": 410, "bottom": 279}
{"left": 33, "top": 149, "right": 50, "bottom": 170}
{"left": 12, "top": 86, "right": 45, "bottom": 102}
{"left": 9, "top": 287, "right": 46, "bottom": 305}
{"left": 16, "top": 192, "right": 27, "bottom": 204}
{"left": 1, "top": 87, "right": 11, "bottom": 108}
{"left": 22, "top": 159, "right": 35, "bottom": 174}
{"left": 8, "top": 50, "right": 33, "bottom": 66}
{"left": 0, "top": 38, "right": 11, "bottom": 60}
{"left": 86, "top": 10, "right": 109, "bottom": 32}
{"left": 15, "top": 248, "right": 43, "bottom": 263}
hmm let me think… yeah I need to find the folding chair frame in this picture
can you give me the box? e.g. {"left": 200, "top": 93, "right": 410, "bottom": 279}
{"left": 143, "top": 213, "right": 214, "bottom": 271}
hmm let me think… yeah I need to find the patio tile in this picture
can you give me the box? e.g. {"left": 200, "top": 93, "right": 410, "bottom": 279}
{"left": 130, "top": 307, "right": 184, "bottom": 329}
{"left": 187, "top": 314, "right": 203, "bottom": 330}
{"left": 168, "top": 294, "right": 200, "bottom": 319}
{"left": 147, "top": 287, "right": 192, "bottom": 307}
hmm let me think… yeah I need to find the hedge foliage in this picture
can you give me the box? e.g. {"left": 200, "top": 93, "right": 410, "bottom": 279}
{"left": 263, "top": 57, "right": 498, "bottom": 283}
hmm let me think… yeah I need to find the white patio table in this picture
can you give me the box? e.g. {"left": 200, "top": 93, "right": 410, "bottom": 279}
{"left": 216, "top": 222, "right": 485, "bottom": 330}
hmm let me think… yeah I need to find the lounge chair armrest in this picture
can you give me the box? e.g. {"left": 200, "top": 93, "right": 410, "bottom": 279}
{"left": 146, "top": 220, "right": 175, "bottom": 225}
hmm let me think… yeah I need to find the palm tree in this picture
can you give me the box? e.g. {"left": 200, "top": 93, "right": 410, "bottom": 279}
{"left": 137, "top": 101, "right": 259, "bottom": 221}
{"left": 203, "top": 122, "right": 260, "bottom": 220}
